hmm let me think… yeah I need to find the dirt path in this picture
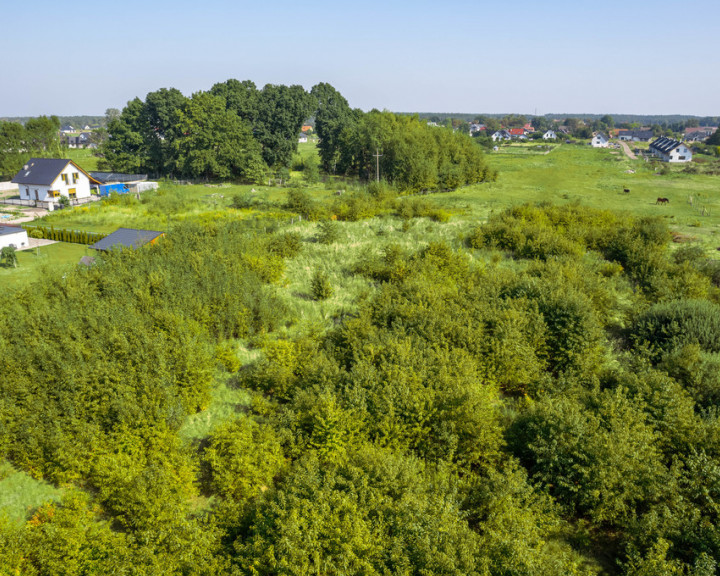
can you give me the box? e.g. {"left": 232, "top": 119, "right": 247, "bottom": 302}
{"left": 618, "top": 140, "right": 637, "bottom": 160}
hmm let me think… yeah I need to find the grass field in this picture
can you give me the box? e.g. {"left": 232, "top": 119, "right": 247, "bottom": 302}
{"left": 0, "top": 461, "right": 62, "bottom": 524}
{"left": 65, "top": 148, "right": 101, "bottom": 172}
{"left": 0, "top": 242, "right": 89, "bottom": 290}
{"left": 431, "top": 143, "right": 720, "bottom": 252}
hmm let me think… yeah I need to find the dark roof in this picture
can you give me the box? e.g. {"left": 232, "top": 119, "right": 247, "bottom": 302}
{"left": 0, "top": 225, "right": 26, "bottom": 237}
{"left": 650, "top": 137, "right": 684, "bottom": 153}
{"left": 622, "top": 130, "right": 654, "bottom": 140}
{"left": 90, "top": 172, "right": 148, "bottom": 184}
{"left": 90, "top": 228, "right": 164, "bottom": 251}
{"left": 11, "top": 158, "right": 100, "bottom": 186}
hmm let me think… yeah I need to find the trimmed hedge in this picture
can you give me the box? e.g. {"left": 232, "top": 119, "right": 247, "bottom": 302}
{"left": 23, "top": 225, "right": 106, "bottom": 245}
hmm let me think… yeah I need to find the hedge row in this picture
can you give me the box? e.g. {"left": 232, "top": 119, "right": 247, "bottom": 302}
{"left": 23, "top": 225, "right": 106, "bottom": 245}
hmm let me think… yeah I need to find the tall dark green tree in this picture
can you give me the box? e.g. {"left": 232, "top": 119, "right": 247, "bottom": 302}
{"left": 171, "top": 92, "right": 266, "bottom": 182}
{"left": 253, "top": 84, "right": 315, "bottom": 168}
{"left": 310, "top": 82, "right": 355, "bottom": 173}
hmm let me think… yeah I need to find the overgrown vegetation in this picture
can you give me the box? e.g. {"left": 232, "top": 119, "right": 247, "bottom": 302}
{"left": 2, "top": 198, "right": 720, "bottom": 575}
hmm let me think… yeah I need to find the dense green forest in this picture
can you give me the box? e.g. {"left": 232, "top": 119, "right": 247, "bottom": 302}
{"left": 0, "top": 116, "right": 63, "bottom": 178}
{"left": 2, "top": 195, "right": 720, "bottom": 574}
{"left": 98, "top": 81, "right": 492, "bottom": 191}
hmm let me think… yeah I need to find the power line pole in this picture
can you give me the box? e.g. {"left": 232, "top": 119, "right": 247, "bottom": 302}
{"left": 373, "top": 148, "right": 383, "bottom": 182}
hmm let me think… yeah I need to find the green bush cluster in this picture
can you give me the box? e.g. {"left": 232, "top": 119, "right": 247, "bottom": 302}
{"left": 23, "top": 225, "right": 106, "bottom": 245}
{"left": 5, "top": 200, "right": 720, "bottom": 575}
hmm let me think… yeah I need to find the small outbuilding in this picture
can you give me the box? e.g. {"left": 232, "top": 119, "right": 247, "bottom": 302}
{"left": 0, "top": 225, "right": 29, "bottom": 251}
{"left": 90, "top": 228, "right": 164, "bottom": 251}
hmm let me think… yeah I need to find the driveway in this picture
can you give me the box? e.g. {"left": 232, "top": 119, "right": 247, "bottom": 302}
{"left": 618, "top": 140, "right": 637, "bottom": 160}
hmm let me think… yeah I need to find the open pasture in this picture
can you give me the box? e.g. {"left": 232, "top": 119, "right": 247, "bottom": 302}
{"left": 431, "top": 144, "right": 720, "bottom": 251}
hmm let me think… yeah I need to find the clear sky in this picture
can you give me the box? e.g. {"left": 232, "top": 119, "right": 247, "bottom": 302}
{"left": 2, "top": 0, "right": 719, "bottom": 117}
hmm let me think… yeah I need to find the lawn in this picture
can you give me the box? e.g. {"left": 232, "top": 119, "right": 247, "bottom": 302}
{"left": 0, "top": 461, "right": 62, "bottom": 524}
{"left": 65, "top": 148, "right": 102, "bottom": 172}
{"left": 1, "top": 242, "right": 90, "bottom": 291}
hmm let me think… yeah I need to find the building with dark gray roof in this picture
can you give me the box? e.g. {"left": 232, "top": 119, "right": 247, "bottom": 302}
{"left": 90, "top": 228, "right": 164, "bottom": 251}
{"left": 649, "top": 137, "right": 692, "bottom": 163}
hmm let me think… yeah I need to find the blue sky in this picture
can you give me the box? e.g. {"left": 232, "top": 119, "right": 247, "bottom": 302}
{"left": 3, "top": 0, "right": 719, "bottom": 116}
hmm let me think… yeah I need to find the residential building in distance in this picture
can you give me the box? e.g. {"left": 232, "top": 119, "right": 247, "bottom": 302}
{"left": 590, "top": 133, "right": 609, "bottom": 148}
{"left": 492, "top": 129, "right": 512, "bottom": 142}
{"left": 649, "top": 137, "right": 693, "bottom": 162}
{"left": 683, "top": 126, "right": 717, "bottom": 142}
{"left": 618, "top": 130, "right": 654, "bottom": 142}
{"left": 543, "top": 130, "right": 557, "bottom": 140}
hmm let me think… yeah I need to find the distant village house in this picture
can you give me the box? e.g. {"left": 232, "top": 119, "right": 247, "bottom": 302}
{"left": 590, "top": 133, "right": 609, "bottom": 148}
{"left": 649, "top": 137, "right": 692, "bottom": 163}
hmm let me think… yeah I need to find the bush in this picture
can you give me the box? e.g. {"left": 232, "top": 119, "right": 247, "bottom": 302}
{"left": 316, "top": 220, "right": 340, "bottom": 245}
{"left": 311, "top": 270, "right": 333, "bottom": 300}
{"left": 268, "top": 232, "right": 303, "bottom": 258}
{"left": 631, "top": 299, "right": 720, "bottom": 360}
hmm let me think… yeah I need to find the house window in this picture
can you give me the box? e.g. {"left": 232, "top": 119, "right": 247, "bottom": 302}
{"left": 61, "top": 174, "right": 68, "bottom": 184}
{"left": 679, "top": 156, "right": 686, "bottom": 160}
{"left": 49, "top": 190, "right": 60, "bottom": 198}
{"left": 72, "top": 172, "right": 79, "bottom": 184}
{"left": 68, "top": 189, "right": 77, "bottom": 199}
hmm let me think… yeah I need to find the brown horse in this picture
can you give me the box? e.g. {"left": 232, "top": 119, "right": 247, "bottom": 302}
{"left": 656, "top": 197, "right": 669, "bottom": 205}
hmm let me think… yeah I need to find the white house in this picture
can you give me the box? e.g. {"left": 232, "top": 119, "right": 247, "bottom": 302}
{"left": 492, "top": 130, "right": 512, "bottom": 142}
{"left": 298, "top": 133, "right": 308, "bottom": 143}
{"left": 12, "top": 158, "right": 100, "bottom": 207}
{"left": 618, "top": 130, "right": 654, "bottom": 142}
{"left": 649, "top": 137, "right": 693, "bottom": 163}
{"left": 591, "top": 133, "right": 609, "bottom": 148}
{"left": 543, "top": 130, "right": 557, "bottom": 140}
{"left": 0, "top": 225, "right": 29, "bottom": 251}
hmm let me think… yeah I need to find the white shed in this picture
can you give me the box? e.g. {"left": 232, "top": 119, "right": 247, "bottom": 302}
{"left": 0, "top": 226, "right": 29, "bottom": 250}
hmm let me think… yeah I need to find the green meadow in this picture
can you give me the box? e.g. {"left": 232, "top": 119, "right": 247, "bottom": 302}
{"left": 0, "top": 242, "right": 89, "bottom": 290}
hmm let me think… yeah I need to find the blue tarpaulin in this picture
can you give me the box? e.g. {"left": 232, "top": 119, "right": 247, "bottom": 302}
{"left": 98, "top": 183, "right": 131, "bottom": 196}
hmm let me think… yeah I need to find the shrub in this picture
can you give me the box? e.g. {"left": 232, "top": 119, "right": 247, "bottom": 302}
{"left": 316, "top": 220, "right": 340, "bottom": 245}
{"left": 311, "top": 270, "right": 333, "bottom": 300}
{"left": 631, "top": 299, "right": 720, "bottom": 360}
{"left": 268, "top": 232, "right": 303, "bottom": 258}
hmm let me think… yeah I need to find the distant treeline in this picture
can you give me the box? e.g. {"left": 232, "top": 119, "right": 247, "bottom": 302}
{"left": 100, "top": 81, "right": 492, "bottom": 192}
{"left": 0, "top": 116, "right": 62, "bottom": 179}
{"left": 0, "top": 116, "right": 106, "bottom": 128}
{"left": 409, "top": 112, "right": 720, "bottom": 127}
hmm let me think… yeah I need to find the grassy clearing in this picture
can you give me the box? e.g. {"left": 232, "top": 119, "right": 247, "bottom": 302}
{"left": 433, "top": 144, "right": 720, "bottom": 253}
{"left": 0, "top": 461, "right": 62, "bottom": 524}
{"left": 65, "top": 148, "right": 101, "bottom": 172}
{"left": 0, "top": 242, "right": 89, "bottom": 291}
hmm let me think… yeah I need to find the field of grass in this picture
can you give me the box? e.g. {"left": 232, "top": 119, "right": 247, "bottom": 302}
{"left": 432, "top": 143, "right": 720, "bottom": 253}
{"left": 1, "top": 242, "right": 89, "bottom": 290}
{"left": 65, "top": 148, "right": 101, "bottom": 172}
{"left": 0, "top": 461, "right": 62, "bottom": 524}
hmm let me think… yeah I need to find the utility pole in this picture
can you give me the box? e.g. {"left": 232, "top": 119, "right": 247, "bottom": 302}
{"left": 373, "top": 148, "right": 383, "bottom": 182}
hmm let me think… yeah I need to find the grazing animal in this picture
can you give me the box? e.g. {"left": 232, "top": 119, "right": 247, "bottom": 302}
{"left": 656, "top": 197, "right": 670, "bottom": 205}
{"left": 623, "top": 188, "right": 630, "bottom": 193}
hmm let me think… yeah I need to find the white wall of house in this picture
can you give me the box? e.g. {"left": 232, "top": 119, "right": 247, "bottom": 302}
{"left": 0, "top": 229, "right": 29, "bottom": 250}
{"left": 19, "top": 164, "right": 92, "bottom": 203}
{"left": 543, "top": 130, "right": 556, "bottom": 140}
{"left": 591, "top": 135, "right": 609, "bottom": 148}
{"left": 655, "top": 145, "right": 693, "bottom": 163}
